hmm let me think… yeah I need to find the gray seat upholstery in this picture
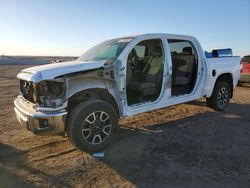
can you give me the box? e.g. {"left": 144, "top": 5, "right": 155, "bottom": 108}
{"left": 173, "top": 47, "right": 196, "bottom": 86}
{"left": 129, "top": 46, "right": 163, "bottom": 96}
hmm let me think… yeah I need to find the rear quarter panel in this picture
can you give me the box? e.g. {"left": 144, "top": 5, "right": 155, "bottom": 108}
{"left": 204, "top": 56, "right": 241, "bottom": 97}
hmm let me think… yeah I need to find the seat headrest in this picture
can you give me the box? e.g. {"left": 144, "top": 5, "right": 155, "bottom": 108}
{"left": 152, "top": 46, "right": 162, "bottom": 56}
{"left": 182, "top": 47, "right": 193, "bottom": 55}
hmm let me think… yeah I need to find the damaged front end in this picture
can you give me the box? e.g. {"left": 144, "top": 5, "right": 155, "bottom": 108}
{"left": 20, "top": 79, "right": 67, "bottom": 108}
{"left": 36, "top": 80, "right": 67, "bottom": 108}
{"left": 15, "top": 79, "right": 67, "bottom": 135}
{"left": 14, "top": 59, "right": 116, "bottom": 135}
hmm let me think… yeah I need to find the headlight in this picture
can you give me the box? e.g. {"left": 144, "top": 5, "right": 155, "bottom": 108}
{"left": 38, "top": 80, "right": 66, "bottom": 107}
{"left": 20, "top": 80, "right": 38, "bottom": 103}
{"left": 46, "top": 81, "right": 64, "bottom": 97}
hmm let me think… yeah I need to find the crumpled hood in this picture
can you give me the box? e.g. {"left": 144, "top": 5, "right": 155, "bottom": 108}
{"left": 17, "top": 60, "right": 106, "bottom": 82}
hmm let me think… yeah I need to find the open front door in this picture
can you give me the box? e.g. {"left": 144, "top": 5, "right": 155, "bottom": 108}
{"left": 125, "top": 39, "right": 165, "bottom": 106}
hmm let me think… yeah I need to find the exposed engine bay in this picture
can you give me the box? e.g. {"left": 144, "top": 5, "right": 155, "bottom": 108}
{"left": 20, "top": 79, "right": 66, "bottom": 108}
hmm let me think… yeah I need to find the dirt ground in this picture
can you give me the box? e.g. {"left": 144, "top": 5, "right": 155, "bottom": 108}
{"left": 0, "top": 65, "right": 250, "bottom": 188}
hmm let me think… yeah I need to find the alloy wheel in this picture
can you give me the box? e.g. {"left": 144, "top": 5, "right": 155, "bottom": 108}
{"left": 217, "top": 87, "right": 229, "bottom": 108}
{"left": 82, "top": 111, "right": 112, "bottom": 145}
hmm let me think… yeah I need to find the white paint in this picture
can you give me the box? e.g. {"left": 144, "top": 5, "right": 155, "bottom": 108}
{"left": 16, "top": 33, "right": 241, "bottom": 118}
{"left": 17, "top": 60, "right": 106, "bottom": 83}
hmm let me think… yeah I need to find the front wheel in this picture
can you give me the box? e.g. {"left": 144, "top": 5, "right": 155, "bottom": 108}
{"left": 206, "top": 81, "right": 231, "bottom": 111}
{"left": 66, "top": 100, "right": 118, "bottom": 152}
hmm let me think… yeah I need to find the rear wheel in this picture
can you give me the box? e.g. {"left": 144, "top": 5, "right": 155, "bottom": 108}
{"left": 66, "top": 100, "right": 118, "bottom": 152}
{"left": 206, "top": 81, "right": 231, "bottom": 111}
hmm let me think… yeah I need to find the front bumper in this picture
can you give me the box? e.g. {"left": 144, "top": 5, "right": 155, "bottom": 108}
{"left": 14, "top": 96, "right": 67, "bottom": 135}
{"left": 240, "top": 74, "right": 250, "bottom": 83}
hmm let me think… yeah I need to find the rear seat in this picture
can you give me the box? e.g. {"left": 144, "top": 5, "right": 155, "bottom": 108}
{"left": 173, "top": 47, "right": 196, "bottom": 86}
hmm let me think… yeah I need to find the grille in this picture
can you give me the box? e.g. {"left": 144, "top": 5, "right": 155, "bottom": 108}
{"left": 20, "top": 80, "right": 34, "bottom": 102}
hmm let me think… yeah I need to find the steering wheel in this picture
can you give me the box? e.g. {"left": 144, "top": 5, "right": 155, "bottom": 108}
{"left": 128, "top": 49, "right": 139, "bottom": 71}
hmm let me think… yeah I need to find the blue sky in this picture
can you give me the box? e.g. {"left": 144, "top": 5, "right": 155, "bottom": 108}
{"left": 0, "top": 0, "right": 249, "bottom": 56}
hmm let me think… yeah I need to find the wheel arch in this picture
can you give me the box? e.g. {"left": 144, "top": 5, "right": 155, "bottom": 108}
{"left": 214, "top": 73, "right": 233, "bottom": 98}
{"left": 67, "top": 88, "right": 120, "bottom": 116}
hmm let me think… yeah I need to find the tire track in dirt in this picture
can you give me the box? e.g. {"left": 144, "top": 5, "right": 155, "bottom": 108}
{"left": 29, "top": 148, "right": 77, "bottom": 163}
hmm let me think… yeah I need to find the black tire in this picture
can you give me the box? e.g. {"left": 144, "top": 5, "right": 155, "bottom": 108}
{"left": 66, "top": 100, "right": 118, "bottom": 152}
{"left": 206, "top": 81, "right": 231, "bottom": 111}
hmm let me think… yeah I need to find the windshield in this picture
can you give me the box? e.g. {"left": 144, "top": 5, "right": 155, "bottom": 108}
{"left": 78, "top": 37, "right": 133, "bottom": 62}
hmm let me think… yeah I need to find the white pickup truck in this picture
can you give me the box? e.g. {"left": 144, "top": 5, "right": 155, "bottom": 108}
{"left": 14, "top": 33, "right": 240, "bottom": 152}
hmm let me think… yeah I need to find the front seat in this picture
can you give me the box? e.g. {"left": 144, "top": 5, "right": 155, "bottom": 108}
{"left": 130, "top": 46, "right": 163, "bottom": 97}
